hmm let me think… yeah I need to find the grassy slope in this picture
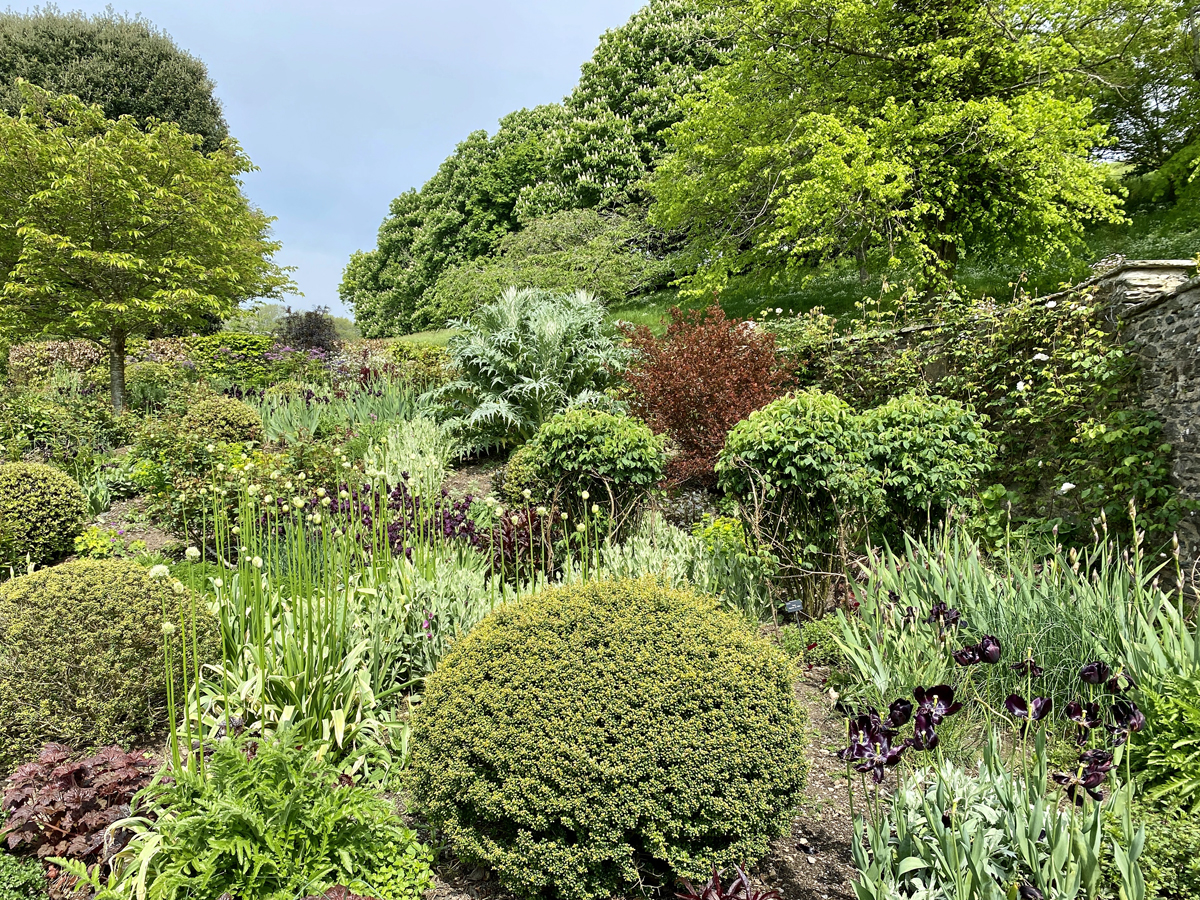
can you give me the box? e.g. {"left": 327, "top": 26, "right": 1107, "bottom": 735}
{"left": 390, "top": 204, "right": 1200, "bottom": 344}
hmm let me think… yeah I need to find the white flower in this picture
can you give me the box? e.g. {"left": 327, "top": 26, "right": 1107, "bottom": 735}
{"left": 581, "top": 491, "right": 590, "bottom": 501}
{"left": 576, "top": 523, "right": 586, "bottom": 533}
{"left": 536, "top": 506, "right": 548, "bottom": 516}
{"left": 560, "top": 512, "right": 569, "bottom": 520}
{"left": 216, "top": 464, "right": 225, "bottom": 473}
{"left": 171, "top": 580, "right": 185, "bottom": 595}
{"left": 148, "top": 564, "right": 170, "bottom": 580}
{"left": 775, "top": 307, "right": 782, "bottom": 314}
{"left": 511, "top": 515, "right": 521, "bottom": 525}
{"left": 185, "top": 546, "right": 200, "bottom": 561}
{"left": 312, "top": 513, "right": 322, "bottom": 524}
{"left": 591, "top": 504, "right": 600, "bottom": 515}
{"left": 522, "top": 488, "right": 532, "bottom": 500}
{"left": 334, "top": 529, "right": 344, "bottom": 538}
{"left": 292, "top": 497, "right": 305, "bottom": 509}
{"left": 1045, "top": 300, "right": 1057, "bottom": 309}
{"left": 340, "top": 490, "right": 349, "bottom": 500}
{"left": 206, "top": 444, "right": 215, "bottom": 452}
{"left": 316, "top": 487, "right": 326, "bottom": 497}
{"left": 342, "top": 462, "right": 352, "bottom": 469}
{"left": 1059, "top": 482, "right": 1076, "bottom": 494}
{"left": 1016, "top": 381, "right": 1027, "bottom": 391}
{"left": 321, "top": 497, "right": 331, "bottom": 507}
{"left": 252, "top": 556, "right": 264, "bottom": 569}
{"left": 231, "top": 526, "right": 241, "bottom": 535}
{"left": 1032, "top": 353, "right": 1050, "bottom": 362}
{"left": 161, "top": 621, "right": 177, "bottom": 636}
{"left": 212, "top": 577, "right": 224, "bottom": 589}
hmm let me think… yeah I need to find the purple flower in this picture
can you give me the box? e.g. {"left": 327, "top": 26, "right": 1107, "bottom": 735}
{"left": 884, "top": 698, "right": 913, "bottom": 731}
{"left": 1053, "top": 765, "right": 1107, "bottom": 804}
{"left": 953, "top": 644, "right": 981, "bottom": 666}
{"left": 852, "top": 729, "right": 906, "bottom": 784}
{"left": 977, "top": 635, "right": 1002, "bottom": 664}
{"left": 1017, "top": 885, "right": 1045, "bottom": 900}
{"left": 1080, "top": 661, "right": 1112, "bottom": 685}
{"left": 1066, "top": 700, "right": 1102, "bottom": 729}
{"left": 909, "top": 712, "right": 939, "bottom": 751}
{"left": 1010, "top": 658, "right": 1044, "bottom": 678}
{"left": 1006, "top": 694, "right": 1052, "bottom": 732}
{"left": 924, "top": 602, "right": 961, "bottom": 630}
{"left": 1108, "top": 699, "right": 1146, "bottom": 745}
{"left": 1106, "top": 671, "right": 1137, "bottom": 694}
{"left": 913, "top": 685, "right": 962, "bottom": 723}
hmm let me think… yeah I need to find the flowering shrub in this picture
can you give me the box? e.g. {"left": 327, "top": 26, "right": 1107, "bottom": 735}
{"left": 624, "top": 305, "right": 792, "bottom": 485}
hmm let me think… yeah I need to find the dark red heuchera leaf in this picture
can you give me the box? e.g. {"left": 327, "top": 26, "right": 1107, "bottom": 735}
{"left": 624, "top": 305, "right": 793, "bottom": 486}
{"left": 1, "top": 743, "right": 156, "bottom": 863}
{"left": 676, "top": 865, "right": 781, "bottom": 900}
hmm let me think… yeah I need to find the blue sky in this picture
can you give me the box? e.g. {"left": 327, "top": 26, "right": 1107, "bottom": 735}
{"left": 31, "top": 0, "right": 647, "bottom": 316}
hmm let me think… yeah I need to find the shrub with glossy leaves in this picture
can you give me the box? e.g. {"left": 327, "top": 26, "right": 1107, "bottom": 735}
{"left": 410, "top": 577, "right": 808, "bottom": 900}
{"left": 859, "top": 392, "right": 993, "bottom": 533}
{"left": 423, "top": 288, "right": 628, "bottom": 452}
{"left": 0, "top": 559, "right": 219, "bottom": 773}
{"left": 0, "top": 462, "right": 87, "bottom": 569}
{"left": 625, "top": 305, "right": 792, "bottom": 485}
{"left": 179, "top": 396, "right": 262, "bottom": 446}
{"left": 521, "top": 408, "right": 665, "bottom": 523}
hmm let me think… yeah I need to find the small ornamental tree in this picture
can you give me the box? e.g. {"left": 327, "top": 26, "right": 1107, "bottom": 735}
{"left": 0, "top": 85, "right": 293, "bottom": 411}
{"left": 624, "top": 305, "right": 792, "bottom": 485}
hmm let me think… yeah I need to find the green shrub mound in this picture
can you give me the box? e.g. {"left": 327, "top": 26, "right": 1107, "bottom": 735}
{"left": 0, "top": 462, "right": 87, "bottom": 569}
{"left": 180, "top": 396, "right": 263, "bottom": 445}
{"left": 410, "top": 577, "right": 808, "bottom": 900}
{"left": 0, "top": 559, "right": 219, "bottom": 773}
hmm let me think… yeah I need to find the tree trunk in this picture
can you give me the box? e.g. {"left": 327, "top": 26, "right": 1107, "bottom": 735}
{"left": 855, "top": 245, "right": 869, "bottom": 286}
{"left": 109, "top": 329, "right": 127, "bottom": 412}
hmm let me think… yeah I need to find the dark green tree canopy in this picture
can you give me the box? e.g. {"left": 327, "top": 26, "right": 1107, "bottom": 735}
{"left": 343, "top": 0, "right": 725, "bottom": 337}
{"left": 0, "top": 6, "right": 228, "bottom": 152}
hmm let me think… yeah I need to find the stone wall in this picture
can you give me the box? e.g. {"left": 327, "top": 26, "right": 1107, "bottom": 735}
{"left": 1104, "top": 261, "right": 1200, "bottom": 563}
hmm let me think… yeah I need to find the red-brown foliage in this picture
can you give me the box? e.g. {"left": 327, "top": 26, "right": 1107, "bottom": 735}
{"left": 2, "top": 743, "right": 156, "bottom": 862}
{"left": 624, "top": 305, "right": 792, "bottom": 485}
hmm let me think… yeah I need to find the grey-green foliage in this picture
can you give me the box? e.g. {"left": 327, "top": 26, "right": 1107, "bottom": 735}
{"left": 0, "top": 8, "right": 228, "bottom": 152}
{"left": 423, "top": 288, "right": 628, "bottom": 452}
{"left": 854, "top": 731, "right": 1144, "bottom": 900}
{"left": 364, "top": 417, "right": 456, "bottom": 499}
{"left": 360, "top": 548, "right": 496, "bottom": 690}
{"left": 597, "top": 514, "right": 775, "bottom": 620}
{"left": 423, "top": 207, "right": 676, "bottom": 324}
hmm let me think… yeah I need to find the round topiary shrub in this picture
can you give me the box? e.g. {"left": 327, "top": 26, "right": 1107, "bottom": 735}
{"left": 522, "top": 408, "right": 665, "bottom": 525}
{"left": 0, "top": 462, "right": 88, "bottom": 569}
{"left": 410, "top": 577, "right": 808, "bottom": 900}
{"left": 180, "top": 396, "right": 263, "bottom": 445}
{"left": 0, "top": 559, "right": 220, "bottom": 773}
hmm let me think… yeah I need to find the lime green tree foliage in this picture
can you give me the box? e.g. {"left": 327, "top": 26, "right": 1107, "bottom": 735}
{"left": 0, "top": 87, "right": 292, "bottom": 411}
{"left": 0, "top": 7, "right": 228, "bottom": 152}
{"left": 652, "top": 0, "right": 1127, "bottom": 293}
{"left": 424, "top": 207, "right": 676, "bottom": 322}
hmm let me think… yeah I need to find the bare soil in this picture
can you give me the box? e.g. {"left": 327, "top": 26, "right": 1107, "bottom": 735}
{"left": 96, "top": 497, "right": 181, "bottom": 555}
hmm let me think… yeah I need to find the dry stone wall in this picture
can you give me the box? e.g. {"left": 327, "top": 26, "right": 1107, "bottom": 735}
{"left": 1103, "top": 261, "right": 1200, "bottom": 564}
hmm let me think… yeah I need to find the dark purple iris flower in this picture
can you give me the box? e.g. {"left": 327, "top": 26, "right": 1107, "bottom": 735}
{"left": 1006, "top": 694, "right": 1053, "bottom": 732}
{"left": 1080, "top": 661, "right": 1112, "bottom": 685}
{"left": 914, "top": 685, "right": 963, "bottom": 723}
{"left": 1018, "top": 885, "right": 1045, "bottom": 900}
{"left": 953, "top": 644, "right": 981, "bottom": 666}
{"left": 1011, "top": 658, "right": 1044, "bottom": 678}
{"left": 977, "top": 635, "right": 1001, "bottom": 664}
{"left": 1108, "top": 699, "right": 1147, "bottom": 745}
